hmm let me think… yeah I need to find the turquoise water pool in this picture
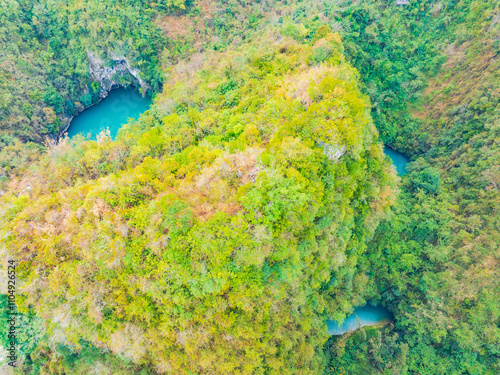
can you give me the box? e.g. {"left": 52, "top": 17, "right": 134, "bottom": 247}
{"left": 384, "top": 146, "right": 410, "bottom": 175}
{"left": 327, "top": 304, "right": 393, "bottom": 336}
{"left": 66, "top": 87, "right": 152, "bottom": 139}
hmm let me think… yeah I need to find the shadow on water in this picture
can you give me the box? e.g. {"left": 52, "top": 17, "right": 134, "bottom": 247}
{"left": 66, "top": 87, "right": 152, "bottom": 139}
{"left": 327, "top": 304, "right": 394, "bottom": 336}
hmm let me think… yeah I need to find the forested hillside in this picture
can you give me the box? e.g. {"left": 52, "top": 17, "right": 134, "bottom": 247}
{"left": 1, "top": 28, "right": 395, "bottom": 373}
{"left": 324, "top": 0, "right": 500, "bottom": 373}
{"left": 1, "top": 0, "right": 499, "bottom": 374}
{"left": 0, "top": 0, "right": 176, "bottom": 187}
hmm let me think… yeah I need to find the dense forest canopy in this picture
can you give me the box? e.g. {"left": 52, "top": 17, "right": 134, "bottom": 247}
{"left": 1, "top": 29, "right": 395, "bottom": 373}
{"left": 0, "top": 0, "right": 499, "bottom": 374}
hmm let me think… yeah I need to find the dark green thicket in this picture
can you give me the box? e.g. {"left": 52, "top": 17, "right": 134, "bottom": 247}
{"left": 0, "top": 0, "right": 182, "bottom": 187}
{"left": 324, "top": 0, "right": 500, "bottom": 373}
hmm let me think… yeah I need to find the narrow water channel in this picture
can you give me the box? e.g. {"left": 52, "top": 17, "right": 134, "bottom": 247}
{"left": 327, "top": 304, "right": 394, "bottom": 335}
{"left": 66, "top": 87, "right": 152, "bottom": 139}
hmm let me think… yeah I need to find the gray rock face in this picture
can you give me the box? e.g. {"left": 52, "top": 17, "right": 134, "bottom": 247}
{"left": 317, "top": 141, "right": 346, "bottom": 161}
{"left": 58, "top": 51, "right": 150, "bottom": 137}
{"left": 87, "top": 50, "right": 149, "bottom": 98}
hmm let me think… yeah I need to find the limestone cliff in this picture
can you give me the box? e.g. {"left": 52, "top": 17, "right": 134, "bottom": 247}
{"left": 58, "top": 51, "right": 150, "bottom": 137}
{"left": 87, "top": 51, "right": 150, "bottom": 98}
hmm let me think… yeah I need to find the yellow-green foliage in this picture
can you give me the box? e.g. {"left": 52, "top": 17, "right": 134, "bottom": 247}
{"left": 1, "top": 34, "right": 394, "bottom": 374}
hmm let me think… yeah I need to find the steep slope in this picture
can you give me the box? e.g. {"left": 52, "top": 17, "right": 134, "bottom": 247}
{"left": 325, "top": 0, "right": 500, "bottom": 373}
{"left": 0, "top": 32, "right": 394, "bottom": 374}
{"left": 0, "top": 0, "right": 181, "bottom": 187}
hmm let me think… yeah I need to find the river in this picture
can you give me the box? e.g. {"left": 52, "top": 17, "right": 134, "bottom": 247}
{"left": 326, "top": 304, "right": 394, "bottom": 336}
{"left": 326, "top": 147, "right": 409, "bottom": 335}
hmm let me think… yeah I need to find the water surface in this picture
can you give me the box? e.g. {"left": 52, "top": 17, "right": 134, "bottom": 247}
{"left": 327, "top": 304, "right": 393, "bottom": 335}
{"left": 384, "top": 146, "right": 410, "bottom": 175}
{"left": 66, "top": 87, "right": 152, "bottom": 139}
{"left": 323, "top": 147, "right": 409, "bottom": 336}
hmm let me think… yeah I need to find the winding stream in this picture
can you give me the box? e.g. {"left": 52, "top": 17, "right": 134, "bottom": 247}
{"left": 384, "top": 146, "right": 410, "bottom": 175}
{"left": 327, "top": 304, "right": 394, "bottom": 335}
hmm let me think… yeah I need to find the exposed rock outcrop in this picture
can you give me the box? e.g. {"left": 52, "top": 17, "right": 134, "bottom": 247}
{"left": 318, "top": 141, "right": 346, "bottom": 161}
{"left": 87, "top": 51, "right": 149, "bottom": 98}
{"left": 58, "top": 51, "right": 150, "bottom": 138}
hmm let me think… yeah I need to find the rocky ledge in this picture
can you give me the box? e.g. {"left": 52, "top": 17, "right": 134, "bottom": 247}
{"left": 58, "top": 51, "right": 150, "bottom": 138}
{"left": 87, "top": 50, "right": 150, "bottom": 98}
